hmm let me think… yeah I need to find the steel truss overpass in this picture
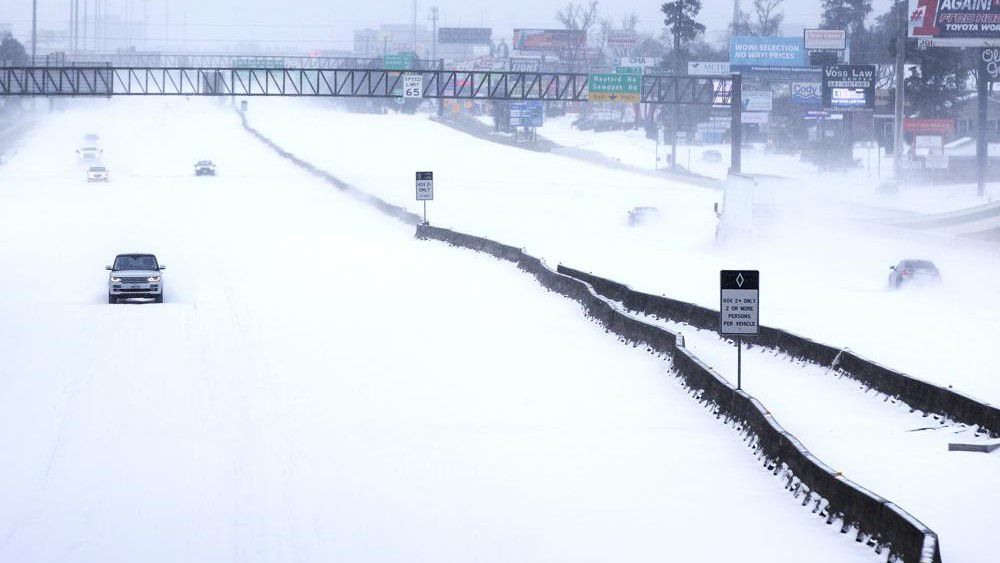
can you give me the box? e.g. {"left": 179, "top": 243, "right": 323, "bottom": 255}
{"left": 0, "top": 66, "right": 743, "bottom": 171}
{"left": 59, "top": 53, "right": 441, "bottom": 70}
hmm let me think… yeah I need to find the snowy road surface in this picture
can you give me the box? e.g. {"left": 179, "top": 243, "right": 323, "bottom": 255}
{"left": 248, "top": 100, "right": 1000, "bottom": 407}
{"left": 0, "top": 100, "right": 879, "bottom": 562}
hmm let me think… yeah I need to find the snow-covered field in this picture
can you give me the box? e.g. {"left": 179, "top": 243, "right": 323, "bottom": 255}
{"left": 248, "top": 100, "right": 1000, "bottom": 408}
{"left": 0, "top": 99, "right": 883, "bottom": 562}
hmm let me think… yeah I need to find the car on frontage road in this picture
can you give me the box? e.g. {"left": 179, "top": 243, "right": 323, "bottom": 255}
{"left": 888, "top": 259, "right": 941, "bottom": 289}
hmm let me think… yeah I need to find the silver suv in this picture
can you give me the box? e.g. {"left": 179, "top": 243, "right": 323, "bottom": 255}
{"left": 107, "top": 254, "right": 165, "bottom": 303}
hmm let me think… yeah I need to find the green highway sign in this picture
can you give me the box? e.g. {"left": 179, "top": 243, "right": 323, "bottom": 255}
{"left": 233, "top": 57, "right": 285, "bottom": 69}
{"left": 384, "top": 53, "right": 414, "bottom": 70}
{"left": 588, "top": 72, "right": 641, "bottom": 103}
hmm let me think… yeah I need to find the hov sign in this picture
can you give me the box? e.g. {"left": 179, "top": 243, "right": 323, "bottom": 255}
{"left": 720, "top": 270, "right": 759, "bottom": 335}
{"left": 415, "top": 171, "right": 434, "bottom": 200}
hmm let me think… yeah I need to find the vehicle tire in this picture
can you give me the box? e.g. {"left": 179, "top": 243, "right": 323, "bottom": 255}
{"left": 108, "top": 294, "right": 116, "bottom": 304}
{"left": 154, "top": 294, "right": 163, "bottom": 304}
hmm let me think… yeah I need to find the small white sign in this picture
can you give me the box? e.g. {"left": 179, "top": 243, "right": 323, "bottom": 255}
{"left": 741, "top": 90, "right": 773, "bottom": 112}
{"left": 741, "top": 112, "right": 769, "bottom": 124}
{"left": 688, "top": 61, "right": 731, "bottom": 76}
{"left": 720, "top": 271, "right": 759, "bottom": 335}
{"left": 620, "top": 56, "right": 657, "bottom": 68}
{"left": 804, "top": 29, "right": 847, "bottom": 51}
{"left": 403, "top": 74, "right": 424, "bottom": 99}
{"left": 925, "top": 154, "right": 949, "bottom": 169}
{"left": 415, "top": 171, "right": 434, "bottom": 200}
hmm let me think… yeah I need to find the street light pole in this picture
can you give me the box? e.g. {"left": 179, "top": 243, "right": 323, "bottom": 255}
{"left": 429, "top": 6, "right": 438, "bottom": 62}
{"left": 32, "top": 0, "right": 37, "bottom": 64}
{"left": 892, "top": 0, "right": 907, "bottom": 185}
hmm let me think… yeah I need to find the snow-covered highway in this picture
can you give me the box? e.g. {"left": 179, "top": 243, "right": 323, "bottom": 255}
{"left": 0, "top": 99, "right": 881, "bottom": 562}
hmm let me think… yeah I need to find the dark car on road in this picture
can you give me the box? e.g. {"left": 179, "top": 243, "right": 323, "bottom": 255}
{"left": 888, "top": 259, "right": 941, "bottom": 289}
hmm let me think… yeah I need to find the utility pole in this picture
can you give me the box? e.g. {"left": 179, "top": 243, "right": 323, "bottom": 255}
{"left": 32, "top": 0, "right": 37, "bottom": 64}
{"left": 892, "top": 0, "right": 907, "bottom": 185}
{"left": 412, "top": 0, "right": 418, "bottom": 54}
{"left": 429, "top": 6, "right": 439, "bottom": 62}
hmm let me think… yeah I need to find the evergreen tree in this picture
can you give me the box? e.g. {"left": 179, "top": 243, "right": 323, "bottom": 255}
{"left": 0, "top": 34, "right": 28, "bottom": 66}
{"left": 661, "top": 0, "right": 706, "bottom": 72}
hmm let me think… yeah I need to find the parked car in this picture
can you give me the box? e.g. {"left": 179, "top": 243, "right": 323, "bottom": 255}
{"left": 83, "top": 133, "right": 101, "bottom": 145}
{"left": 702, "top": 150, "right": 723, "bottom": 163}
{"left": 77, "top": 145, "right": 103, "bottom": 161}
{"left": 107, "top": 254, "right": 165, "bottom": 303}
{"left": 86, "top": 166, "right": 109, "bottom": 182}
{"left": 627, "top": 206, "right": 663, "bottom": 227}
{"left": 888, "top": 259, "right": 941, "bottom": 289}
{"left": 194, "top": 160, "right": 216, "bottom": 176}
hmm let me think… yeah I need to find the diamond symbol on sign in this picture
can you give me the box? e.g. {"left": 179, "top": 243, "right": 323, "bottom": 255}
{"left": 736, "top": 273, "right": 745, "bottom": 288}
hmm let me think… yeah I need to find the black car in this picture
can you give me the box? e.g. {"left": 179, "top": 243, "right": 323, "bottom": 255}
{"left": 888, "top": 259, "right": 941, "bottom": 289}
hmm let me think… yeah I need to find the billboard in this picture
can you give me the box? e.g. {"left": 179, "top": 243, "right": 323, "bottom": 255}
{"left": 509, "top": 57, "right": 541, "bottom": 72}
{"left": 688, "top": 61, "right": 731, "bottom": 75}
{"left": 903, "top": 118, "right": 956, "bottom": 135}
{"left": 512, "top": 29, "right": 586, "bottom": 52}
{"left": 804, "top": 29, "right": 847, "bottom": 50}
{"left": 730, "top": 36, "right": 806, "bottom": 69}
{"left": 438, "top": 27, "right": 492, "bottom": 45}
{"left": 606, "top": 30, "right": 638, "bottom": 49}
{"left": 908, "top": 0, "right": 1000, "bottom": 46}
{"left": 791, "top": 82, "right": 822, "bottom": 105}
{"left": 821, "top": 65, "right": 876, "bottom": 110}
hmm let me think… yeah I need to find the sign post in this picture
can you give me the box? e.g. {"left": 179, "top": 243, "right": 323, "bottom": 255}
{"left": 978, "top": 48, "right": 1000, "bottom": 197}
{"left": 415, "top": 171, "right": 433, "bottom": 224}
{"left": 720, "top": 270, "right": 760, "bottom": 390}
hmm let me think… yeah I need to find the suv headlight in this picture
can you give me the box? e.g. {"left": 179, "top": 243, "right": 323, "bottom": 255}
{"left": 110, "top": 276, "right": 121, "bottom": 282}
{"left": 147, "top": 276, "right": 160, "bottom": 282}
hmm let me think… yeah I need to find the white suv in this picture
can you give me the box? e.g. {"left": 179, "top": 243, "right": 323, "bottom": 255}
{"left": 107, "top": 254, "right": 165, "bottom": 303}
{"left": 87, "top": 166, "right": 109, "bottom": 182}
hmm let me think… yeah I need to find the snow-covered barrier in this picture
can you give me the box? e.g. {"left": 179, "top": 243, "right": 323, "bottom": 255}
{"left": 237, "top": 110, "right": 422, "bottom": 226}
{"left": 416, "top": 223, "right": 941, "bottom": 563}
{"left": 558, "top": 266, "right": 1000, "bottom": 439}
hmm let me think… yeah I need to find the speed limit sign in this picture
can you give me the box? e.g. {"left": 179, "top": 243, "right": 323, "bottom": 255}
{"left": 403, "top": 74, "right": 424, "bottom": 99}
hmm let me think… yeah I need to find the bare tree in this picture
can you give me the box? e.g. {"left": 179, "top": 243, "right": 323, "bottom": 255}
{"left": 556, "top": 1, "right": 600, "bottom": 69}
{"left": 752, "top": 0, "right": 784, "bottom": 36}
{"left": 556, "top": 1, "right": 600, "bottom": 31}
{"left": 731, "top": 0, "right": 784, "bottom": 36}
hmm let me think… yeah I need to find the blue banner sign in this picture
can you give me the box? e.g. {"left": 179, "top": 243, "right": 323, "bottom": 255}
{"left": 730, "top": 36, "right": 806, "bottom": 69}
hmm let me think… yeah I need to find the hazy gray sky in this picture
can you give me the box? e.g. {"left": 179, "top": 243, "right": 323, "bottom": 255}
{"left": 1, "top": 0, "right": 895, "bottom": 51}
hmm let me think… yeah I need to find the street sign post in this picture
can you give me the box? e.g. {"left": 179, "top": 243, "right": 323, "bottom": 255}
{"left": 416, "top": 171, "right": 433, "bottom": 224}
{"left": 720, "top": 270, "right": 759, "bottom": 390}
{"left": 403, "top": 74, "right": 423, "bottom": 99}
{"left": 587, "top": 72, "right": 641, "bottom": 103}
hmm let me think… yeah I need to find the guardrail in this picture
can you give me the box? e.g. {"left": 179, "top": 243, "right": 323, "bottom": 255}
{"left": 556, "top": 266, "right": 1000, "bottom": 439}
{"left": 416, "top": 224, "right": 941, "bottom": 563}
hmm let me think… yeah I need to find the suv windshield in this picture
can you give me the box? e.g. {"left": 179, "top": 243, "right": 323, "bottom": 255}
{"left": 114, "top": 255, "right": 158, "bottom": 271}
